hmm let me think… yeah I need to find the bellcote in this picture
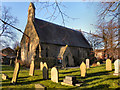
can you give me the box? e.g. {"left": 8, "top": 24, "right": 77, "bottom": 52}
{"left": 28, "top": 2, "right": 35, "bottom": 22}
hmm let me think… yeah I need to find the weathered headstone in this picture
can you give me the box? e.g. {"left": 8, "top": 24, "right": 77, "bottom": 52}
{"left": 61, "top": 76, "right": 77, "bottom": 86}
{"left": 97, "top": 62, "right": 100, "bottom": 66}
{"left": 35, "top": 84, "right": 46, "bottom": 90}
{"left": 43, "top": 66, "right": 48, "bottom": 79}
{"left": 51, "top": 67, "right": 59, "bottom": 83}
{"left": 29, "top": 60, "right": 34, "bottom": 76}
{"left": 113, "top": 59, "right": 120, "bottom": 76}
{"left": 80, "top": 62, "right": 86, "bottom": 77}
{"left": 43, "top": 62, "right": 48, "bottom": 69}
{"left": 106, "top": 59, "right": 112, "bottom": 71}
{"left": 61, "top": 76, "right": 83, "bottom": 86}
{"left": 40, "top": 62, "right": 44, "bottom": 71}
{"left": 86, "top": 59, "right": 90, "bottom": 69}
{"left": 11, "top": 62, "right": 20, "bottom": 84}
{"left": 2, "top": 73, "right": 8, "bottom": 80}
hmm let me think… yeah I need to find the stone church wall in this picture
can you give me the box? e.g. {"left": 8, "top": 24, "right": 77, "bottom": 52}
{"left": 40, "top": 43, "right": 91, "bottom": 66}
{"left": 21, "top": 21, "right": 40, "bottom": 64}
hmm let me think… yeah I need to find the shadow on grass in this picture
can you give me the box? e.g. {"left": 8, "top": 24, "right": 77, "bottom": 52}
{"left": 17, "top": 79, "right": 45, "bottom": 85}
{"left": 80, "top": 77, "right": 101, "bottom": 87}
{"left": 112, "top": 69, "right": 115, "bottom": 71}
{"left": 84, "top": 76, "right": 119, "bottom": 87}
{"left": 19, "top": 76, "right": 30, "bottom": 79}
{"left": 87, "top": 71, "right": 111, "bottom": 78}
{"left": 91, "top": 84, "right": 110, "bottom": 89}
{"left": 2, "top": 78, "right": 44, "bottom": 87}
{"left": 106, "top": 77, "right": 120, "bottom": 80}
{"left": 59, "top": 70, "right": 80, "bottom": 74}
{"left": 85, "top": 77, "right": 101, "bottom": 83}
{"left": 2, "top": 82, "right": 11, "bottom": 87}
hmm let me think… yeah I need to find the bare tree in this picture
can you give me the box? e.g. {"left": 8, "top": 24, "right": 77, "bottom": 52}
{"left": 93, "top": 1, "right": 120, "bottom": 59}
{"left": 0, "top": 1, "right": 76, "bottom": 48}
{"left": 83, "top": 31, "right": 102, "bottom": 50}
{"left": 0, "top": 6, "right": 18, "bottom": 48}
{"left": 96, "top": 20, "right": 118, "bottom": 59}
{"left": 35, "top": 1, "right": 77, "bottom": 25}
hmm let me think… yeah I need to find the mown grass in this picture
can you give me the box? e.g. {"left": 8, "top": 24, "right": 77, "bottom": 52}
{"left": 1, "top": 64, "right": 120, "bottom": 89}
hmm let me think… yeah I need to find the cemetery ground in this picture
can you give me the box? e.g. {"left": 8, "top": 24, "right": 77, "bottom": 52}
{"left": 1, "top": 64, "right": 120, "bottom": 89}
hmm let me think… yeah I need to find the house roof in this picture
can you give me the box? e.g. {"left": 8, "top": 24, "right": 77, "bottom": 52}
{"left": 1, "top": 47, "right": 16, "bottom": 58}
{"left": 33, "top": 18, "right": 91, "bottom": 48}
{"left": 1, "top": 47, "right": 14, "bottom": 52}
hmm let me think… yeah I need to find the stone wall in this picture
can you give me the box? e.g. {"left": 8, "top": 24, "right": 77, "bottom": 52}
{"left": 40, "top": 43, "right": 91, "bottom": 66}
{"left": 21, "top": 21, "right": 40, "bottom": 64}
{"left": 40, "top": 43, "right": 61, "bottom": 58}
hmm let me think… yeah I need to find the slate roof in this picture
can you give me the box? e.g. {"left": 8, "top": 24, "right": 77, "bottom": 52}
{"left": 33, "top": 18, "right": 91, "bottom": 48}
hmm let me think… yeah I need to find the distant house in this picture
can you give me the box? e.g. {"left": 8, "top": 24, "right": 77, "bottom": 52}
{"left": 0, "top": 47, "right": 16, "bottom": 65}
{"left": 94, "top": 48, "right": 119, "bottom": 60}
{"left": 20, "top": 3, "right": 92, "bottom": 67}
{"left": 94, "top": 49, "right": 104, "bottom": 59}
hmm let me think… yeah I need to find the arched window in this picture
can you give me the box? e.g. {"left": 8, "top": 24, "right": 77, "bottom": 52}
{"left": 35, "top": 45, "right": 39, "bottom": 59}
{"left": 46, "top": 48, "right": 48, "bottom": 57}
{"left": 28, "top": 43, "right": 30, "bottom": 51}
{"left": 65, "top": 56, "right": 69, "bottom": 67}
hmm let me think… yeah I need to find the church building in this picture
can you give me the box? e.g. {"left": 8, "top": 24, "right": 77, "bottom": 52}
{"left": 20, "top": 3, "right": 92, "bottom": 67}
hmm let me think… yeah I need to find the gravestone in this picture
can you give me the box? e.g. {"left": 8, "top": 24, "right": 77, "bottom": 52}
{"left": 86, "top": 59, "right": 90, "bottom": 69}
{"left": 29, "top": 60, "right": 34, "bottom": 76}
{"left": 106, "top": 59, "right": 112, "bottom": 71}
{"left": 43, "top": 66, "right": 48, "bottom": 79}
{"left": 11, "top": 62, "right": 20, "bottom": 84}
{"left": 35, "top": 84, "right": 46, "bottom": 90}
{"left": 2, "top": 73, "right": 8, "bottom": 80}
{"left": 43, "top": 62, "right": 48, "bottom": 69}
{"left": 61, "top": 76, "right": 82, "bottom": 86}
{"left": 51, "top": 67, "right": 59, "bottom": 83}
{"left": 97, "top": 62, "right": 100, "bottom": 66}
{"left": 113, "top": 59, "right": 120, "bottom": 76}
{"left": 80, "top": 62, "right": 86, "bottom": 77}
{"left": 61, "top": 76, "right": 77, "bottom": 86}
{"left": 40, "top": 62, "right": 44, "bottom": 71}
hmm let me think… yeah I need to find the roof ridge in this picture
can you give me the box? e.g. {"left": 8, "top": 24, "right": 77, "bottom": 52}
{"left": 33, "top": 18, "right": 91, "bottom": 48}
{"left": 35, "top": 18, "right": 81, "bottom": 33}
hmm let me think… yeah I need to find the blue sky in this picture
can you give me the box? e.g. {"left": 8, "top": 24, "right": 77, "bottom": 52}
{"left": 1, "top": 2, "right": 99, "bottom": 47}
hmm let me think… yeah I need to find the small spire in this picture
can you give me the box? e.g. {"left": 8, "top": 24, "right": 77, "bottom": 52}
{"left": 28, "top": 2, "right": 35, "bottom": 21}
{"left": 29, "top": 2, "right": 35, "bottom": 9}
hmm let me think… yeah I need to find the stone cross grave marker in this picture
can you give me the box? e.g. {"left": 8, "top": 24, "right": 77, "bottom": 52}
{"left": 113, "top": 59, "right": 120, "bottom": 76}
{"left": 80, "top": 62, "right": 86, "bottom": 77}
{"left": 40, "top": 62, "right": 44, "bottom": 71}
{"left": 51, "top": 67, "right": 59, "bottom": 83}
{"left": 106, "top": 59, "right": 112, "bottom": 71}
{"left": 29, "top": 60, "right": 34, "bottom": 76}
{"left": 11, "top": 62, "right": 20, "bottom": 84}
{"left": 97, "top": 62, "right": 100, "bottom": 66}
{"left": 86, "top": 59, "right": 90, "bottom": 69}
{"left": 43, "top": 66, "right": 48, "bottom": 79}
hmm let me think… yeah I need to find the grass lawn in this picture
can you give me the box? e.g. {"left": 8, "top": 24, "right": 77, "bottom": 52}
{"left": 1, "top": 64, "right": 120, "bottom": 89}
